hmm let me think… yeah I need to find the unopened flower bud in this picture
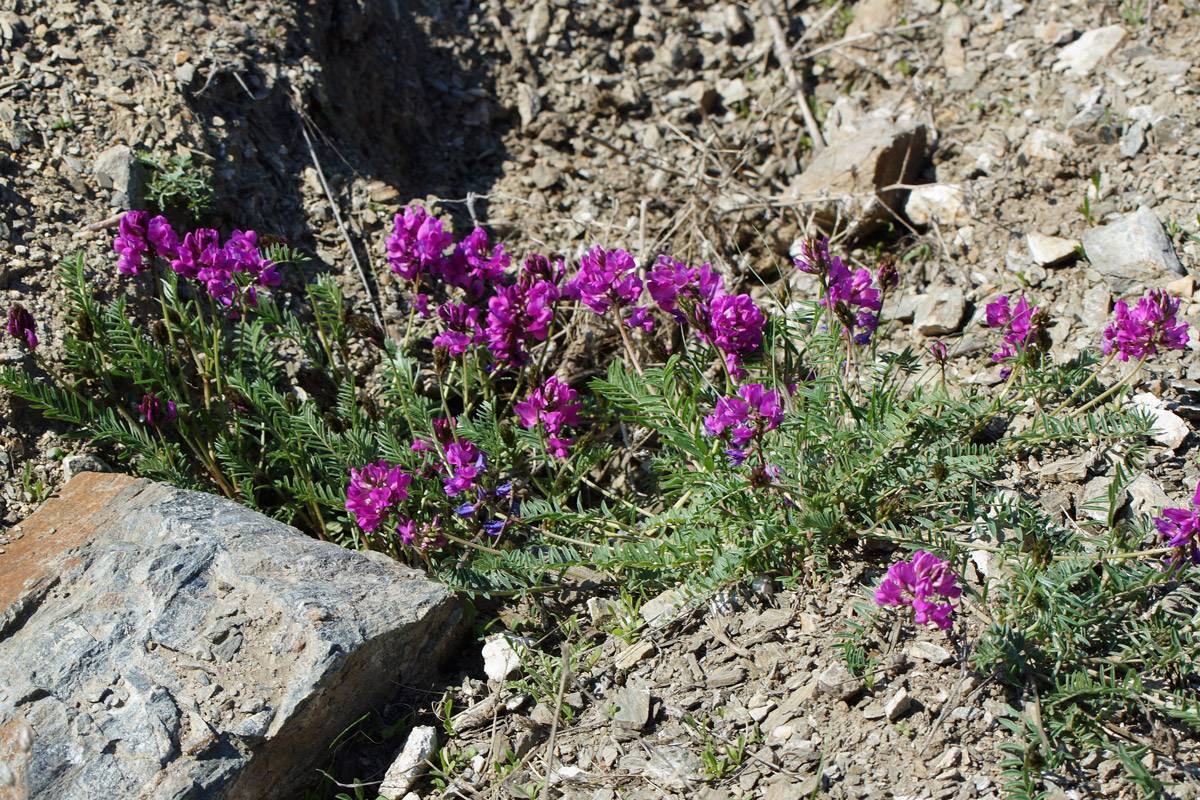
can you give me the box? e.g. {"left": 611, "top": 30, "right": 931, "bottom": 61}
{"left": 347, "top": 314, "right": 386, "bottom": 348}
{"left": 360, "top": 393, "right": 379, "bottom": 421}
{"left": 876, "top": 255, "right": 899, "bottom": 290}
{"left": 6, "top": 304, "right": 37, "bottom": 349}
{"left": 152, "top": 320, "right": 170, "bottom": 347}
{"left": 930, "top": 340, "right": 948, "bottom": 365}
{"left": 76, "top": 312, "right": 94, "bottom": 341}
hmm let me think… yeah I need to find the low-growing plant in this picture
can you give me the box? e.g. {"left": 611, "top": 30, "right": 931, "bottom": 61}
{"left": 3, "top": 204, "right": 1197, "bottom": 797}
{"left": 137, "top": 150, "right": 214, "bottom": 216}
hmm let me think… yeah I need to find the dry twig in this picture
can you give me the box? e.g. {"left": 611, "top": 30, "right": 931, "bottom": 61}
{"left": 759, "top": 0, "right": 826, "bottom": 152}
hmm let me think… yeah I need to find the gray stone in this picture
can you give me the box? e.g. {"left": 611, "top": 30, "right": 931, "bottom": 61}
{"left": 92, "top": 144, "right": 144, "bottom": 209}
{"left": 640, "top": 588, "right": 683, "bottom": 628}
{"left": 1081, "top": 207, "right": 1186, "bottom": 294}
{"left": 525, "top": 0, "right": 551, "bottom": 45}
{"left": 1067, "top": 104, "right": 1118, "bottom": 145}
{"left": 61, "top": 453, "right": 112, "bottom": 482}
{"left": 1027, "top": 232, "right": 1079, "bottom": 267}
{"left": 1040, "top": 454, "right": 1091, "bottom": 483}
{"left": 914, "top": 286, "right": 966, "bottom": 336}
{"left": 816, "top": 661, "right": 864, "bottom": 701}
{"left": 1126, "top": 474, "right": 1171, "bottom": 518}
{"left": 1132, "top": 398, "right": 1191, "bottom": 450}
{"left": 610, "top": 684, "right": 651, "bottom": 732}
{"left": 1079, "top": 475, "right": 1128, "bottom": 521}
{"left": 787, "top": 119, "right": 927, "bottom": 241}
{"left": 621, "top": 745, "right": 704, "bottom": 790}
{"left": 1053, "top": 25, "right": 1128, "bottom": 77}
{"left": 1081, "top": 284, "right": 1111, "bottom": 325}
{"left": 0, "top": 473, "right": 464, "bottom": 800}
{"left": 379, "top": 726, "right": 438, "bottom": 800}
{"left": 1120, "top": 121, "right": 1147, "bottom": 158}
{"left": 482, "top": 634, "right": 531, "bottom": 683}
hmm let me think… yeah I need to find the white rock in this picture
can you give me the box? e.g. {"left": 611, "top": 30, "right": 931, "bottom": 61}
{"left": 482, "top": 634, "right": 531, "bottom": 683}
{"left": 640, "top": 588, "right": 683, "bottom": 628}
{"left": 1135, "top": 404, "right": 1191, "bottom": 450}
{"left": 1126, "top": 474, "right": 1171, "bottom": 518}
{"left": 1035, "top": 20, "right": 1076, "bottom": 45}
{"left": 905, "top": 184, "right": 972, "bottom": 227}
{"left": 1053, "top": 25, "right": 1128, "bottom": 77}
{"left": 525, "top": 0, "right": 551, "bottom": 45}
{"left": 1021, "top": 129, "right": 1073, "bottom": 161}
{"left": 914, "top": 286, "right": 966, "bottom": 336}
{"left": 1026, "top": 232, "right": 1079, "bottom": 266}
{"left": 908, "top": 641, "right": 954, "bottom": 665}
{"left": 379, "top": 726, "right": 438, "bottom": 800}
{"left": 885, "top": 687, "right": 912, "bottom": 720}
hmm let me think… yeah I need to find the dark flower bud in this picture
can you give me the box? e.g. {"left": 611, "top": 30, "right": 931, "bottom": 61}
{"left": 76, "top": 312, "right": 94, "bottom": 341}
{"left": 224, "top": 387, "right": 253, "bottom": 414}
{"left": 323, "top": 411, "right": 346, "bottom": 433}
{"left": 360, "top": 393, "right": 379, "bottom": 421}
{"left": 433, "top": 345, "right": 450, "bottom": 377}
{"left": 876, "top": 255, "right": 899, "bottom": 291}
{"left": 152, "top": 320, "right": 170, "bottom": 347}
{"left": 499, "top": 419, "right": 516, "bottom": 448}
{"left": 347, "top": 314, "right": 386, "bottom": 348}
{"left": 139, "top": 393, "right": 177, "bottom": 427}
{"left": 7, "top": 304, "right": 38, "bottom": 349}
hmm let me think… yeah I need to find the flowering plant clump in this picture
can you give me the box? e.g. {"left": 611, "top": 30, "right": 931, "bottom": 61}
{"left": 1102, "top": 289, "right": 1189, "bottom": 362}
{"left": 1154, "top": 481, "right": 1200, "bottom": 567}
{"left": 875, "top": 551, "right": 963, "bottom": 630}
{"left": 10, "top": 202, "right": 1200, "bottom": 790}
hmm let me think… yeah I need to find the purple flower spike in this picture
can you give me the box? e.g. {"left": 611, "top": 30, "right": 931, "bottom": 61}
{"left": 434, "top": 302, "right": 483, "bottom": 356}
{"left": 703, "top": 383, "right": 783, "bottom": 450}
{"left": 7, "top": 304, "right": 38, "bottom": 349}
{"left": 139, "top": 393, "right": 177, "bottom": 427}
{"left": 1154, "top": 481, "right": 1200, "bottom": 568}
{"left": 346, "top": 460, "right": 412, "bottom": 533}
{"left": 484, "top": 280, "right": 557, "bottom": 367}
{"left": 1103, "top": 289, "right": 1190, "bottom": 362}
{"left": 875, "top": 551, "right": 962, "bottom": 630}
{"left": 443, "top": 442, "right": 485, "bottom": 497}
{"left": 114, "top": 211, "right": 150, "bottom": 275}
{"left": 515, "top": 376, "right": 582, "bottom": 458}
{"left": 386, "top": 206, "right": 453, "bottom": 281}
{"left": 398, "top": 515, "right": 447, "bottom": 550}
{"left": 985, "top": 295, "right": 1045, "bottom": 365}
{"left": 706, "top": 294, "right": 766, "bottom": 372}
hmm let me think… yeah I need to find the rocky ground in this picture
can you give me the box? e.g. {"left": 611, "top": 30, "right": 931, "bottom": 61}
{"left": 2, "top": 0, "right": 1200, "bottom": 797}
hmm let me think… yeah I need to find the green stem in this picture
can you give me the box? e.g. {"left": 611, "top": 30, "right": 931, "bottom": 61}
{"left": 1070, "top": 355, "right": 1148, "bottom": 418}
{"left": 1050, "top": 350, "right": 1119, "bottom": 416}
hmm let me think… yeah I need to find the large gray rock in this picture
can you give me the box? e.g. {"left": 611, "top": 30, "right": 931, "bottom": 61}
{"left": 0, "top": 473, "right": 465, "bottom": 800}
{"left": 92, "top": 144, "right": 144, "bottom": 209}
{"left": 1081, "top": 207, "right": 1187, "bottom": 294}
{"left": 787, "top": 119, "right": 927, "bottom": 241}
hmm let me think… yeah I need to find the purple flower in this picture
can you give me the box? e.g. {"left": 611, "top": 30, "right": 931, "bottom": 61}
{"left": 646, "top": 255, "right": 723, "bottom": 318}
{"left": 930, "top": 341, "right": 948, "bottom": 364}
{"left": 875, "top": 551, "right": 962, "bottom": 630}
{"left": 515, "top": 376, "right": 582, "bottom": 457}
{"left": 823, "top": 255, "right": 882, "bottom": 345}
{"left": 705, "top": 294, "right": 766, "bottom": 375}
{"left": 792, "top": 235, "right": 839, "bottom": 277}
{"left": 985, "top": 296, "right": 1043, "bottom": 364}
{"left": 1102, "top": 290, "right": 1190, "bottom": 362}
{"left": 386, "top": 206, "right": 453, "bottom": 281}
{"left": 876, "top": 256, "right": 899, "bottom": 291}
{"left": 148, "top": 216, "right": 180, "bottom": 259}
{"left": 626, "top": 306, "right": 654, "bottom": 331}
{"left": 1155, "top": 482, "right": 1200, "bottom": 567}
{"left": 563, "top": 246, "right": 642, "bottom": 315}
{"left": 138, "top": 393, "right": 177, "bottom": 427}
{"left": 7, "top": 304, "right": 37, "bottom": 349}
{"left": 443, "top": 442, "right": 485, "bottom": 497}
{"left": 412, "top": 417, "right": 457, "bottom": 458}
{"left": 484, "top": 280, "right": 556, "bottom": 366}
{"left": 346, "top": 460, "right": 412, "bottom": 532}
{"left": 439, "top": 228, "right": 510, "bottom": 296}
{"left": 114, "top": 211, "right": 150, "bottom": 275}
{"left": 224, "top": 230, "right": 280, "bottom": 288}
{"left": 397, "top": 515, "right": 446, "bottom": 550}
{"left": 520, "top": 254, "right": 567, "bottom": 287}
{"left": 434, "top": 302, "right": 483, "bottom": 356}
{"left": 704, "top": 383, "right": 783, "bottom": 449}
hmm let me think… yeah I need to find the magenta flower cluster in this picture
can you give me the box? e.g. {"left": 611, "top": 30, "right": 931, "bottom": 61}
{"left": 113, "top": 212, "right": 281, "bottom": 314}
{"left": 345, "top": 459, "right": 413, "bottom": 533}
{"left": 1155, "top": 481, "right": 1200, "bottom": 568}
{"left": 563, "top": 246, "right": 645, "bottom": 323}
{"left": 7, "top": 304, "right": 37, "bottom": 349}
{"left": 793, "top": 236, "right": 881, "bottom": 345}
{"left": 703, "top": 383, "right": 784, "bottom": 464}
{"left": 113, "top": 211, "right": 178, "bottom": 275}
{"left": 1102, "top": 289, "right": 1190, "bottom": 362}
{"left": 875, "top": 550, "right": 962, "bottom": 630}
{"left": 643, "top": 255, "right": 768, "bottom": 376}
{"left": 515, "top": 376, "right": 583, "bottom": 458}
{"left": 985, "top": 295, "right": 1040, "bottom": 371}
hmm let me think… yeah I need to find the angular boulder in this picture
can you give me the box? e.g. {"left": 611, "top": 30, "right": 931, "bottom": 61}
{"left": 0, "top": 473, "right": 465, "bottom": 800}
{"left": 1080, "top": 207, "right": 1187, "bottom": 294}
{"left": 787, "top": 119, "right": 927, "bottom": 241}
